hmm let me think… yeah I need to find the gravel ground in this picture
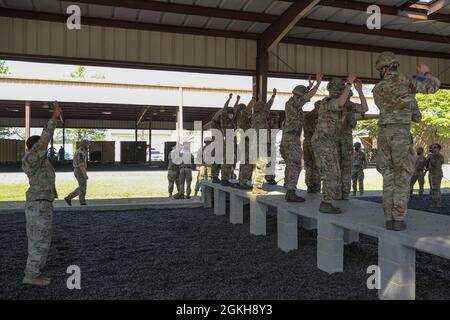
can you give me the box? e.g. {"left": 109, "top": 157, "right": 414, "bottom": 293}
{"left": 359, "top": 194, "right": 450, "bottom": 215}
{"left": 0, "top": 205, "right": 449, "bottom": 300}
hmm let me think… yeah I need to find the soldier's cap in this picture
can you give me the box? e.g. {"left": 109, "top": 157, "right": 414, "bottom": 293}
{"left": 326, "top": 78, "right": 346, "bottom": 93}
{"left": 353, "top": 142, "right": 361, "bottom": 148}
{"left": 292, "top": 85, "right": 309, "bottom": 95}
{"left": 26, "top": 135, "right": 41, "bottom": 150}
{"left": 204, "top": 137, "right": 213, "bottom": 143}
{"left": 431, "top": 143, "right": 442, "bottom": 150}
{"left": 376, "top": 51, "right": 400, "bottom": 71}
{"left": 416, "top": 146, "right": 424, "bottom": 151}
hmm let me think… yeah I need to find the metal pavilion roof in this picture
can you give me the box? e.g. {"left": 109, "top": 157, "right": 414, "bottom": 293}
{"left": 0, "top": 0, "right": 448, "bottom": 57}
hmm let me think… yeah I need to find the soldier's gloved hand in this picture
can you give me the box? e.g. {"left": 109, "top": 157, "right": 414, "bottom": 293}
{"left": 417, "top": 64, "right": 430, "bottom": 76}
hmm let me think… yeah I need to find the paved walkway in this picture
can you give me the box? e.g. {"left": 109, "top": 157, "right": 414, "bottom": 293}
{"left": 0, "top": 197, "right": 203, "bottom": 214}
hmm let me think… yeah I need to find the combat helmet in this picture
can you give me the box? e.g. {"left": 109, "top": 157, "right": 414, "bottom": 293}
{"left": 326, "top": 78, "right": 346, "bottom": 93}
{"left": 353, "top": 142, "right": 361, "bottom": 148}
{"left": 204, "top": 136, "right": 212, "bottom": 143}
{"left": 79, "top": 139, "right": 90, "bottom": 149}
{"left": 375, "top": 51, "right": 400, "bottom": 71}
{"left": 292, "top": 85, "right": 309, "bottom": 96}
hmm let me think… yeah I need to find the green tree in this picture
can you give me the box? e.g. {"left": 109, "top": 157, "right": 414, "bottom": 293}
{"left": 55, "top": 128, "right": 106, "bottom": 143}
{"left": 70, "top": 66, "right": 86, "bottom": 79}
{"left": 0, "top": 127, "right": 21, "bottom": 139}
{"left": 412, "top": 90, "right": 450, "bottom": 139}
{"left": 0, "top": 60, "right": 9, "bottom": 75}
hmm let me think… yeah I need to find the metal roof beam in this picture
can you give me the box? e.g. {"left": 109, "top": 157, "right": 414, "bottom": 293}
{"left": 259, "top": 0, "right": 320, "bottom": 52}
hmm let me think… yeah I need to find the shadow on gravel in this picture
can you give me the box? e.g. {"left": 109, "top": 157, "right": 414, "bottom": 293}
{"left": 0, "top": 206, "right": 449, "bottom": 299}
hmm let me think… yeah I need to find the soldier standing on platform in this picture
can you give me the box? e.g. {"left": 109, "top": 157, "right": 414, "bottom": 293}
{"left": 194, "top": 137, "right": 213, "bottom": 197}
{"left": 280, "top": 73, "right": 322, "bottom": 202}
{"left": 303, "top": 100, "right": 321, "bottom": 193}
{"left": 373, "top": 51, "right": 440, "bottom": 230}
{"left": 265, "top": 110, "right": 279, "bottom": 185}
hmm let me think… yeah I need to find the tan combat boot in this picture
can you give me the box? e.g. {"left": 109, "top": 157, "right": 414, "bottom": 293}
{"left": 22, "top": 275, "right": 51, "bottom": 287}
{"left": 385, "top": 221, "right": 394, "bottom": 230}
{"left": 285, "top": 190, "right": 305, "bottom": 202}
{"left": 319, "top": 201, "right": 342, "bottom": 214}
{"left": 252, "top": 187, "right": 268, "bottom": 195}
{"left": 392, "top": 221, "right": 406, "bottom": 231}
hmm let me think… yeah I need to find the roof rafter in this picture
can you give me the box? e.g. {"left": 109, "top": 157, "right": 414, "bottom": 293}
{"left": 260, "top": 0, "right": 320, "bottom": 52}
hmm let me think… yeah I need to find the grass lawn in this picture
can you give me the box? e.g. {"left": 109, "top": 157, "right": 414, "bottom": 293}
{"left": 1, "top": 168, "right": 449, "bottom": 202}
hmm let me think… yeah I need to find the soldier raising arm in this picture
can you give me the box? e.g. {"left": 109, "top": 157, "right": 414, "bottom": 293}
{"left": 22, "top": 101, "right": 62, "bottom": 287}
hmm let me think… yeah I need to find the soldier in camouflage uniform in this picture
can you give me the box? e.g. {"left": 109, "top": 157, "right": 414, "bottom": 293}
{"left": 409, "top": 146, "right": 427, "bottom": 196}
{"left": 175, "top": 150, "right": 194, "bottom": 199}
{"left": 194, "top": 137, "right": 213, "bottom": 197}
{"left": 426, "top": 144, "right": 444, "bottom": 208}
{"left": 281, "top": 74, "right": 322, "bottom": 202}
{"left": 233, "top": 96, "right": 255, "bottom": 190}
{"left": 265, "top": 110, "right": 279, "bottom": 185}
{"left": 21, "top": 101, "right": 62, "bottom": 286}
{"left": 312, "top": 76, "right": 357, "bottom": 214}
{"left": 252, "top": 89, "right": 277, "bottom": 195}
{"left": 351, "top": 142, "right": 368, "bottom": 196}
{"left": 303, "top": 100, "right": 321, "bottom": 193}
{"left": 373, "top": 51, "right": 440, "bottom": 230}
{"left": 64, "top": 140, "right": 90, "bottom": 206}
{"left": 209, "top": 94, "right": 237, "bottom": 186}
{"left": 337, "top": 83, "right": 368, "bottom": 199}
{"left": 167, "top": 146, "right": 180, "bottom": 197}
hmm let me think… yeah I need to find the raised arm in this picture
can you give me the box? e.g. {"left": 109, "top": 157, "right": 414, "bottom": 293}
{"left": 34, "top": 101, "right": 61, "bottom": 151}
{"left": 338, "top": 76, "right": 356, "bottom": 108}
{"left": 245, "top": 96, "right": 257, "bottom": 113}
{"left": 411, "top": 64, "right": 441, "bottom": 94}
{"left": 353, "top": 79, "right": 369, "bottom": 113}
{"left": 307, "top": 73, "right": 323, "bottom": 100}
{"left": 223, "top": 93, "right": 233, "bottom": 109}
{"left": 265, "top": 88, "right": 277, "bottom": 111}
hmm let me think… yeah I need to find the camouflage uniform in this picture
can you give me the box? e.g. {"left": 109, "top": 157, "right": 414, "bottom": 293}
{"left": 219, "top": 107, "right": 236, "bottom": 181}
{"left": 22, "top": 119, "right": 57, "bottom": 277}
{"left": 410, "top": 152, "right": 427, "bottom": 195}
{"left": 252, "top": 96, "right": 275, "bottom": 189}
{"left": 303, "top": 105, "right": 321, "bottom": 192}
{"left": 280, "top": 91, "right": 310, "bottom": 190}
{"left": 352, "top": 149, "right": 367, "bottom": 194}
{"left": 194, "top": 145, "right": 213, "bottom": 195}
{"left": 427, "top": 153, "right": 444, "bottom": 207}
{"left": 167, "top": 149, "right": 180, "bottom": 196}
{"left": 337, "top": 99, "right": 365, "bottom": 199}
{"left": 373, "top": 56, "right": 440, "bottom": 222}
{"left": 66, "top": 145, "right": 88, "bottom": 204}
{"left": 178, "top": 154, "right": 194, "bottom": 198}
{"left": 265, "top": 111, "right": 279, "bottom": 183}
{"left": 234, "top": 103, "right": 253, "bottom": 187}
{"left": 312, "top": 97, "right": 343, "bottom": 203}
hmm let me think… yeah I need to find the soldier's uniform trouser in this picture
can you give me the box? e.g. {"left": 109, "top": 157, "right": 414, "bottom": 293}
{"left": 25, "top": 200, "right": 53, "bottom": 277}
{"left": 337, "top": 132, "right": 353, "bottom": 198}
{"left": 179, "top": 167, "right": 193, "bottom": 196}
{"left": 238, "top": 139, "right": 253, "bottom": 186}
{"left": 303, "top": 138, "right": 321, "bottom": 191}
{"left": 221, "top": 139, "right": 234, "bottom": 181}
{"left": 312, "top": 136, "right": 340, "bottom": 203}
{"left": 352, "top": 167, "right": 364, "bottom": 193}
{"left": 195, "top": 165, "right": 212, "bottom": 193}
{"left": 376, "top": 125, "right": 415, "bottom": 222}
{"left": 168, "top": 169, "right": 179, "bottom": 194}
{"left": 429, "top": 174, "right": 442, "bottom": 206}
{"left": 410, "top": 170, "right": 425, "bottom": 194}
{"left": 67, "top": 169, "right": 87, "bottom": 203}
{"left": 280, "top": 133, "right": 302, "bottom": 190}
{"left": 252, "top": 157, "right": 268, "bottom": 189}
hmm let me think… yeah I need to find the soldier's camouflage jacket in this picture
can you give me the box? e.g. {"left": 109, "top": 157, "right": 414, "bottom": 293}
{"left": 372, "top": 72, "right": 440, "bottom": 126}
{"left": 283, "top": 93, "right": 310, "bottom": 136}
{"left": 22, "top": 119, "right": 57, "bottom": 202}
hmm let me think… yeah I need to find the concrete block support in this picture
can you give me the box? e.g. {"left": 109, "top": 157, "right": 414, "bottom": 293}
{"left": 378, "top": 239, "right": 416, "bottom": 300}
{"left": 202, "top": 184, "right": 213, "bottom": 208}
{"left": 317, "top": 213, "right": 344, "bottom": 274}
{"left": 277, "top": 208, "right": 298, "bottom": 252}
{"left": 230, "top": 193, "right": 244, "bottom": 224}
{"left": 300, "top": 217, "right": 317, "bottom": 230}
{"left": 214, "top": 189, "right": 226, "bottom": 216}
{"left": 250, "top": 198, "right": 267, "bottom": 236}
{"left": 344, "top": 229, "right": 360, "bottom": 244}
